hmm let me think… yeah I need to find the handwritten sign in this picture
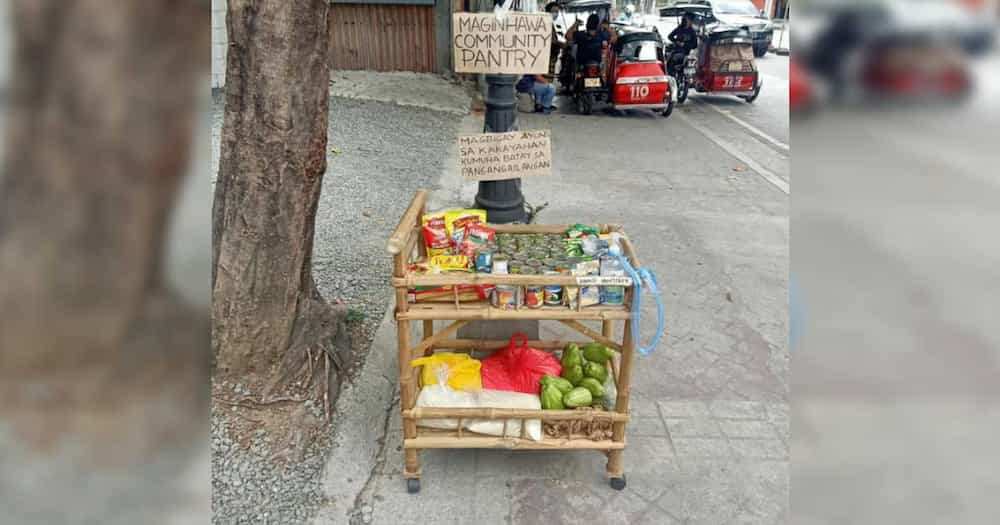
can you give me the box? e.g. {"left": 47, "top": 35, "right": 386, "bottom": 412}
{"left": 453, "top": 13, "right": 552, "bottom": 74}
{"left": 575, "top": 276, "right": 634, "bottom": 287}
{"left": 459, "top": 130, "right": 552, "bottom": 181}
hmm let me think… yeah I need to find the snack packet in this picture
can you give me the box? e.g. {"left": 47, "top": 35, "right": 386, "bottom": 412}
{"left": 566, "top": 224, "right": 600, "bottom": 239}
{"left": 422, "top": 212, "right": 452, "bottom": 257}
{"left": 445, "top": 209, "right": 487, "bottom": 247}
{"left": 457, "top": 223, "right": 496, "bottom": 258}
{"left": 429, "top": 255, "right": 473, "bottom": 272}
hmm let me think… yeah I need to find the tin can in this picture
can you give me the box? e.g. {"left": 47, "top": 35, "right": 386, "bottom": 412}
{"left": 508, "top": 262, "right": 522, "bottom": 274}
{"left": 543, "top": 271, "right": 563, "bottom": 306}
{"left": 475, "top": 250, "right": 493, "bottom": 273}
{"left": 491, "top": 285, "right": 521, "bottom": 310}
{"left": 492, "top": 255, "right": 509, "bottom": 275}
{"left": 524, "top": 285, "right": 544, "bottom": 309}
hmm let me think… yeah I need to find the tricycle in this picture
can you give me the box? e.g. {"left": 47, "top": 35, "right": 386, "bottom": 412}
{"left": 573, "top": 25, "right": 675, "bottom": 117}
{"left": 661, "top": 6, "right": 762, "bottom": 103}
{"left": 556, "top": 0, "right": 615, "bottom": 92}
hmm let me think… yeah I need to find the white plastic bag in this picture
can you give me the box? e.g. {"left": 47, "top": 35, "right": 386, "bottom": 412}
{"left": 414, "top": 366, "right": 542, "bottom": 441}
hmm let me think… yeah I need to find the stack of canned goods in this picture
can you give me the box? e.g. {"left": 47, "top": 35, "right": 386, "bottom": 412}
{"left": 482, "top": 233, "right": 613, "bottom": 310}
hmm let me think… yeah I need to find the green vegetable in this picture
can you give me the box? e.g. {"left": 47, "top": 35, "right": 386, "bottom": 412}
{"left": 583, "top": 361, "right": 609, "bottom": 384}
{"left": 540, "top": 385, "right": 565, "bottom": 410}
{"left": 561, "top": 364, "right": 584, "bottom": 386}
{"left": 582, "top": 343, "right": 614, "bottom": 364}
{"left": 540, "top": 375, "right": 574, "bottom": 394}
{"left": 578, "top": 377, "right": 605, "bottom": 399}
{"left": 563, "top": 387, "right": 593, "bottom": 408}
{"left": 561, "top": 343, "right": 582, "bottom": 370}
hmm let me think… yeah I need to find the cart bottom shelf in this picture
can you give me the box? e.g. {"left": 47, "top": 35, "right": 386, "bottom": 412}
{"left": 405, "top": 429, "right": 625, "bottom": 451}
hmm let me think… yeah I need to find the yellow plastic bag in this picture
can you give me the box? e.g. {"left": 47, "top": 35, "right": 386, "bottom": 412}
{"left": 411, "top": 353, "right": 482, "bottom": 391}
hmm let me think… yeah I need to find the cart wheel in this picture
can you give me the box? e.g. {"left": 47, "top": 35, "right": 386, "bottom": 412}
{"left": 610, "top": 475, "right": 627, "bottom": 491}
{"left": 406, "top": 478, "right": 421, "bottom": 494}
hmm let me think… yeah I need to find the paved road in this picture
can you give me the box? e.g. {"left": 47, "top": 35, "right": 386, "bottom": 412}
{"left": 687, "top": 53, "right": 790, "bottom": 149}
{"left": 319, "top": 68, "right": 790, "bottom": 524}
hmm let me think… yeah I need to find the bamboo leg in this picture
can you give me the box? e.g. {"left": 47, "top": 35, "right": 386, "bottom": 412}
{"left": 423, "top": 320, "right": 434, "bottom": 354}
{"left": 399, "top": 318, "right": 421, "bottom": 478}
{"left": 396, "top": 250, "right": 420, "bottom": 479}
{"left": 606, "top": 318, "right": 634, "bottom": 479}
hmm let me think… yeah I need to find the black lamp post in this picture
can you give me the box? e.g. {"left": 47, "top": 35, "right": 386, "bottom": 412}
{"left": 475, "top": 1, "right": 528, "bottom": 224}
{"left": 475, "top": 73, "right": 527, "bottom": 223}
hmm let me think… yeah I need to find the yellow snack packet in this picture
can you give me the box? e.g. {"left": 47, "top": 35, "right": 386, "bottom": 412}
{"left": 429, "top": 255, "right": 472, "bottom": 272}
{"left": 444, "top": 209, "right": 487, "bottom": 246}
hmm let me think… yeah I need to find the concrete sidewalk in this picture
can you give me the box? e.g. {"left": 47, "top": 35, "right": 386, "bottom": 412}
{"left": 313, "top": 76, "right": 788, "bottom": 525}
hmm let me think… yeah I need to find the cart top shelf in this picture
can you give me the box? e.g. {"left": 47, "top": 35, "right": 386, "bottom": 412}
{"left": 386, "top": 190, "right": 641, "bottom": 265}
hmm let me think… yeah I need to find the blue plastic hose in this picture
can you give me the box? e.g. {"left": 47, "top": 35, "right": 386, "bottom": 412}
{"left": 608, "top": 245, "right": 664, "bottom": 356}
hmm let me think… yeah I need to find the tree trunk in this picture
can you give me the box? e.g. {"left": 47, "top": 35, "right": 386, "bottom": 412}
{"left": 213, "top": 0, "right": 348, "bottom": 382}
{"left": 0, "top": 0, "right": 207, "bottom": 449}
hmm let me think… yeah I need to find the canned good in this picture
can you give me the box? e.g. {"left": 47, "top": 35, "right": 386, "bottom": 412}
{"left": 475, "top": 250, "right": 493, "bottom": 273}
{"left": 508, "top": 263, "right": 523, "bottom": 274}
{"left": 491, "top": 285, "right": 521, "bottom": 310}
{"left": 543, "top": 271, "right": 563, "bottom": 306}
{"left": 524, "top": 285, "right": 544, "bottom": 309}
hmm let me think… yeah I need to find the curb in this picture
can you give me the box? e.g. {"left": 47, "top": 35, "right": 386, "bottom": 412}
{"left": 316, "top": 305, "right": 406, "bottom": 524}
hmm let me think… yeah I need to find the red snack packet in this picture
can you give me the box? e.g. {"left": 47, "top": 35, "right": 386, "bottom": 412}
{"left": 421, "top": 213, "right": 452, "bottom": 256}
{"left": 458, "top": 223, "right": 496, "bottom": 258}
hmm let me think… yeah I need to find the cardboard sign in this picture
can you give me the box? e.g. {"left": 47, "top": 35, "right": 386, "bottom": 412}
{"left": 459, "top": 130, "right": 552, "bottom": 181}
{"left": 452, "top": 13, "right": 552, "bottom": 74}
{"left": 575, "top": 276, "right": 634, "bottom": 287}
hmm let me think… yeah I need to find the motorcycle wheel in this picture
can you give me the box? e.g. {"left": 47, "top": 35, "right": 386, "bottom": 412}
{"left": 677, "top": 77, "right": 689, "bottom": 104}
{"left": 578, "top": 93, "right": 594, "bottom": 115}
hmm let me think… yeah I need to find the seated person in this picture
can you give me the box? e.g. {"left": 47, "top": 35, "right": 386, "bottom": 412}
{"left": 516, "top": 74, "right": 557, "bottom": 114}
{"left": 566, "top": 14, "right": 616, "bottom": 68}
{"left": 667, "top": 13, "right": 698, "bottom": 67}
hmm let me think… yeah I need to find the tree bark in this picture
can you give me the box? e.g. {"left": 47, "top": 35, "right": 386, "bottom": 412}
{"left": 213, "top": 0, "right": 347, "bottom": 381}
{"left": 0, "top": 0, "right": 207, "bottom": 449}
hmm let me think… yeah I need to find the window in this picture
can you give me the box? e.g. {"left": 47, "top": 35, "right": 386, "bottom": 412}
{"left": 713, "top": 0, "right": 761, "bottom": 16}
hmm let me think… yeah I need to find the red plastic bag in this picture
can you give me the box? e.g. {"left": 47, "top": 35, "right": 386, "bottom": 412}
{"left": 480, "top": 333, "right": 562, "bottom": 394}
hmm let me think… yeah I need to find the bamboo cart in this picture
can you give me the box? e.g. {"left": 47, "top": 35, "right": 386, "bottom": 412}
{"left": 386, "top": 190, "right": 641, "bottom": 493}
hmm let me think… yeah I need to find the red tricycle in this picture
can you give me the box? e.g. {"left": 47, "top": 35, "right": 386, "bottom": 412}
{"left": 572, "top": 25, "right": 675, "bottom": 117}
{"left": 660, "top": 7, "right": 761, "bottom": 103}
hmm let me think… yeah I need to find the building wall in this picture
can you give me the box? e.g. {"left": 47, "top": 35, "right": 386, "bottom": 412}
{"left": 212, "top": 0, "right": 455, "bottom": 87}
{"left": 329, "top": 2, "right": 439, "bottom": 72}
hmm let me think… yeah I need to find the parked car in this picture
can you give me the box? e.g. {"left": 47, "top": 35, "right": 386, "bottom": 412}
{"left": 893, "top": 0, "right": 996, "bottom": 56}
{"left": 659, "top": 0, "right": 774, "bottom": 56}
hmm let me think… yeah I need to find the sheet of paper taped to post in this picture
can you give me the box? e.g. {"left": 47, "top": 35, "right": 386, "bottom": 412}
{"left": 458, "top": 130, "right": 552, "bottom": 182}
{"left": 452, "top": 13, "right": 552, "bottom": 74}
